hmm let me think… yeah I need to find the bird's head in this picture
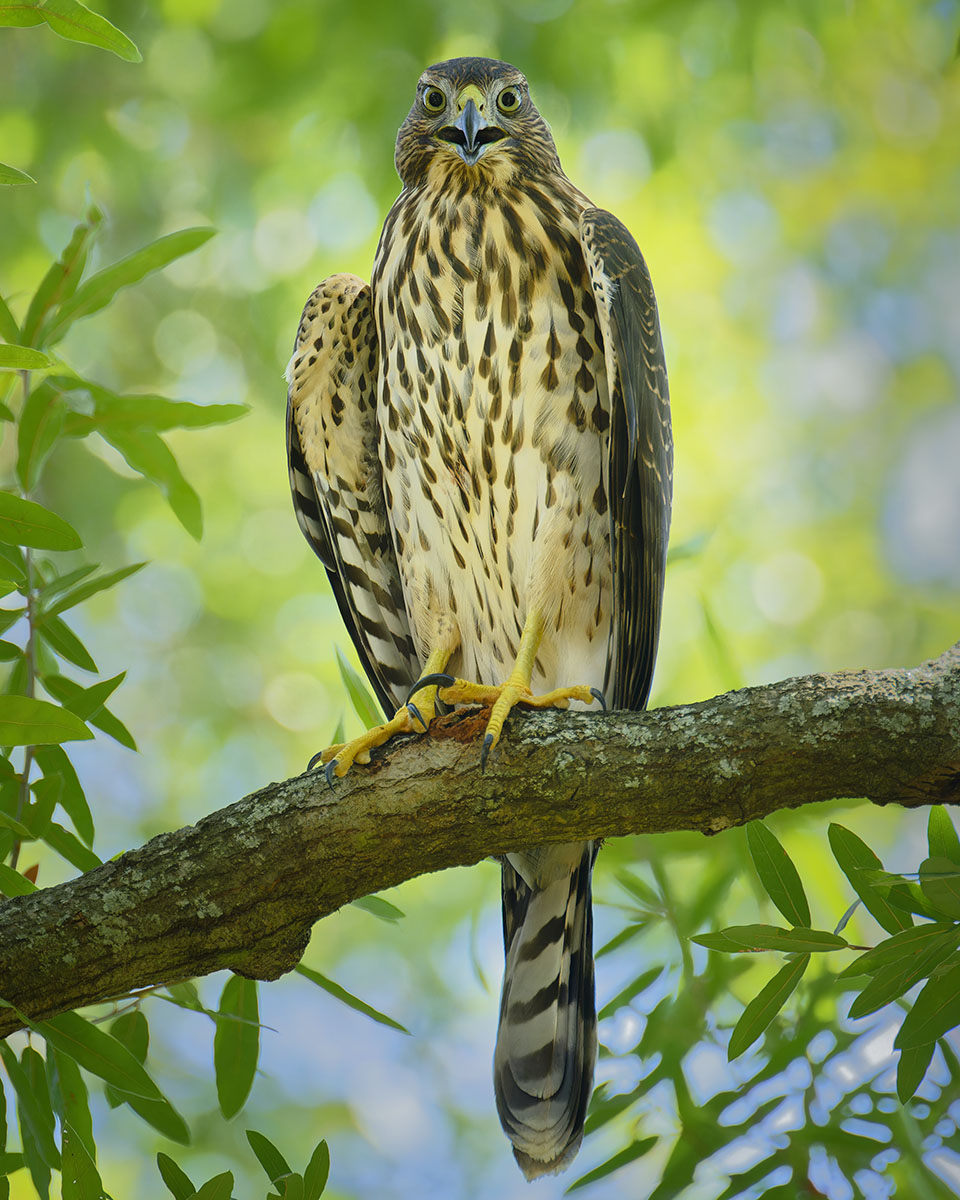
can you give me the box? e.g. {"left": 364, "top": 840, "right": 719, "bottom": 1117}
{"left": 395, "top": 57, "right": 560, "bottom": 187}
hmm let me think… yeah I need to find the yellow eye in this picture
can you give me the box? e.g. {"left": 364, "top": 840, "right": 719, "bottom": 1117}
{"left": 423, "top": 87, "right": 446, "bottom": 112}
{"left": 497, "top": 88, "right": 521, "bottom": 114}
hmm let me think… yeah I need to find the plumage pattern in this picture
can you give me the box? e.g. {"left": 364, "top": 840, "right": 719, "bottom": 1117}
{"left": 286, "top": 57, "right": 672, "bottom": 1178}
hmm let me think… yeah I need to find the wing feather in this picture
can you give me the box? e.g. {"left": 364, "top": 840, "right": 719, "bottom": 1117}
{"left": 286, "top": 274, "right": 420, "bottom": 716}
{"left": 579, "top": 210, "right": 673, "bottom": 711}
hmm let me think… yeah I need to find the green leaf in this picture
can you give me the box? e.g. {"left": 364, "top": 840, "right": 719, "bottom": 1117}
{"left": 193, "top": 1173, "right": 234, "bottom": 1200}
{"left": 0, "top": 1043, "right": 59, "bottom": 1168}
{"left": 34, "top": 745, "right": 94, "bottom": 845}
{"left": 61, "top": 1121, "right": 108, "bottom": 1200}
{"left": 728, "top": 954, "right": 810, "bottom": 1059}
{"left": 929, "top": 807, "right": 960, "bottom": 866}
{"left": 53, "top": 378, "right": 247, "bottom": 434}
{"left": 841, "top": 920, "right": 960, "bottom": 978}
{"left": 691, "top": 924, "right": 846, "bottom": 953}
{"left": 887, "top": 880, "right": 943, "bottom": 921}
{"left": 0, "top": 861, "right": 38, "bottom": 895}
{"left": 829, "top": 822, "right": 912, "bottom": 934}
{"left": 34, "top": 1011, "right": 189, "bottom": 1144}
{"left": 847, "top": 926, "right": 960, "bottom": 1018}
{"left": 350, "top": 894, "right": 405, "bottom": 922}
{"left": 0, "top": 345, "right": 50, "bottom": 370}
{"left": 0, "top": 810, "right": 32, "bottom": 838}
{"left": 36, "top": 0, "right": 140, "bottom": 61}
{"left": 17, "top": 383, "right": 65, "bottom": 491}
{"left": 44, "top": 228, "right": 216, "bottom": 345}
{"left": 42, "top": 674, "right": 135, "bottom": 748}
{"left": 156, "top": 1153, "right": 196, "bottom": 1200}
{"left": 335, "top": 648, "right": 381, "bottom": 729}
{"left": 105, "top": 1010, "right": 149, "bottom": 1107}
{"left": 0, "top": 1, "right": 44, "bottom": 25}
{"left": 919, "top": 857, "right": 960, "bottom": 919}
{"left": 0, "top": 492, "right": 81, "bottom": 551}
{"left": 246, "top": 1130, "right": 291, "bottom": 1186}
{"left": 18, "top": 1046, "right": 55, "bottom": 1197}
{"left": 895, "top": 961, "right": 960, "bottom": 1049}
{"left": 0, "top": 162, "right": 35, "bottom": 185}
{"left": 46, "top": 563, "right": 145, "bottom": 616}
{"left": 36, "top": 616, "right": 97, "bottom": 671}
{"left": 21, "top": 206, "right": 103, "bottom": 347}
{"left": 278, "top": 1175, "right": 304, "bottom": 1200}
{"left": 898, "top": 1041, "right": 936, "bottom": 1104}
{"left": 58, "top": 672, "right": 125, "bottom": 721}
{"left": 48, "top": 1049, "right": 94, "bottom": 1164}
{"left": 566, "top": 1137, "right": 658, "bottom": 1192}
{"left": 597, "top": 966, "right": 662, "bottom": 1021}
{"left": 0, "top": 695, "right": 92, "bottom": 746}
{"left": 302, "top": 1140, "right": 329, "bottom": 1200}
{"left": 43, "top": 820, "right": 101, "bottom": 870}
{"left": 215, "top": 975, "right": 260, "bottom": 1119}
{"left": 0, "top": 296, "right": 18, "bottom": 342}
{"left": 97, "top": 428, "right": 202, "bottom": 538}
{"left": 295, "top": 964, "right": 409, "bottom": 1033}
{"left": 746, "top": 820, "right": 810, "bottom": 927}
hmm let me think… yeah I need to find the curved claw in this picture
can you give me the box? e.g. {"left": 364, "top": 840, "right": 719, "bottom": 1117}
{"left": 590, "top": 687, "right": 608, "bottom": 712}
{"left": 324, "top": 758, "right": 339, "bottom": 790}
{"left": 307, "top": 748, "right": 326, "bottom": 772}
{"left": 480, "top": 731, "right": 494, "bottom": 773}
{"left": 407, "top": 701, "right": 427, "bottom": 731}
{"left": 407, "top": 673, "right": 456, "bottom": 702}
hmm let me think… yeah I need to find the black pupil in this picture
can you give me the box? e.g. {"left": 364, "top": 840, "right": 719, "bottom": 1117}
{"left": 427, "top": 90, "right": 443, "bottom": 108}
{"left": 502, "top": 91, "right": 516, "bottom": 108}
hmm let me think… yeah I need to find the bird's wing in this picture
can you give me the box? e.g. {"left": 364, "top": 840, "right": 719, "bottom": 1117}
{"left": 286, "top": 273, "right": 420, "bottom": 716}
{"left": 579, "top": 209, "right": 673, "bottom": 711}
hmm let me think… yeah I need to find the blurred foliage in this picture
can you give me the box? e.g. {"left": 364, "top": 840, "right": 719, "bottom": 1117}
{"left": 1, "top": 0, "right": 959, "bottom": 1197}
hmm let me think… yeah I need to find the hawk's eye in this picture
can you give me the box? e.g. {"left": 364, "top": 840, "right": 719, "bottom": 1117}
{"left": 423, "top": 88, "right": 446, "bottom": 112}
{"left": 497, "top": 88, "right": 521, "bottom": 114}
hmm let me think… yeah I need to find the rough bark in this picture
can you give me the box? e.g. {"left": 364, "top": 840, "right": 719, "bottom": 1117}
{"left": 1, "top": 642, "right": 958, "bottom": 1038}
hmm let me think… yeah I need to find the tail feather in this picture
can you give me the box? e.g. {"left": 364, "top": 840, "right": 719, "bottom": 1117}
{"left": 494, "top": 843, "right": 597, "bottom": 1179}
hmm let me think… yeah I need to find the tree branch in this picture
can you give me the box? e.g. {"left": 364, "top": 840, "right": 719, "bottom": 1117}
{"left": 1, "top": 643, "right": 958, "bottom": 1037}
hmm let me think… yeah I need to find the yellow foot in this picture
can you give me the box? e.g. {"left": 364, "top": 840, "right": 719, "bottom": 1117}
{"left": 408, "top": 673, "right": 606, "bottom": 769}
{"left": 310, "top": 702, "right": 428, "bottom": 785}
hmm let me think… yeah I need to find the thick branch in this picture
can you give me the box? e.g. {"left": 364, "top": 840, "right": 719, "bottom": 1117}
{"left": 1, "top": 644, "right": 958, "bottom": 1037}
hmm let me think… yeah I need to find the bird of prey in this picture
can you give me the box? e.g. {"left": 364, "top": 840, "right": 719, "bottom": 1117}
{"left": 286, "top": 57, "right": 672, "bottom": 1179}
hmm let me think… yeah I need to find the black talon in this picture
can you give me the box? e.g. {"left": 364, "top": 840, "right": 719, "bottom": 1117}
{"left": 480, "top": 732, "right": 494, "bottom": 773}
{"left": 407, "top": 673, "right": 456, "bottom": 702}
{"left": 407, "top": 701, "right": 427, "bottom": 731}
{"left": 307, "top": 749, "right": 325, "bottom": 771}
{"left": 324, "top": 759, "right": 339, "bottom": 790}
{"left": 590, "top": 687, "right": 608, "bottom": 712}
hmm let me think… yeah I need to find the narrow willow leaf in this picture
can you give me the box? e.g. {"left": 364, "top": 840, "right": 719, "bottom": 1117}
{"left": 598, "top": 966, "right": 662, "bottom": 1020}
{"left": 42, "top": 673, "right": 135, "bottom": 748}
{"left": 45, "top": 228, "right": 215, "bottom": 344}
{"left": 596, "top": 921, "right": 647, "bottom": 958}
{"left": 0, "top": 861, "right": 38, "bottom": 895}
{"left": 919, "top": 857, "right": 960, "bottom": 920}
{"left": 61, "top": 1121, "right": 108, "bottom": 1200}
{"left": 691, "top": 930, "right": 739, "bottom": 952}
{"left": 829, "top": 822, "right": 912, "bottom": 934}
{"left": 848, "top": 926, "right": 960, "bottom": 1018}
{"left": 616, "top": 870, "right": 661, "bottom": 909}
{"left": 929, "top": 807, "right": 960, "bottom": 866}
{"left": 36, "top": 563, "right": 98, "bottom": 602}
{"left": 21, "top": 1046, "right": 55, "bottom": 1198}
{"left": 0, "top": 295, "right": 18, "bottom": 341}
{"left": 887, "top": 881, "right": 942, "bottom": 922}
{"left": 47, "top": 563, "right": 145, "bottom": 616}
{"left": 156, "top": 1152, "right": 196, "bottom": 1200}
{"left": 0, "top": 2, "right": 44, "bottom": 25}
{"left": 350, "top": 895, "right": 405, "bottom": 922}
{"left": 335, "top": 648, "right": 381, "bottom": 729}
{"left": 895, "top": 961, "right": 960, "bottom": 1049}
{"left": 37, "top": 0, "right": 140, "bottom": 61}
{"left": 0, "top": 344, "right": 50, "bottom": 370}
{"left": 728, "top": 954, "right": 810, "bottom": 1059}
{"left": 36, "top": 614, "right": 98, "bottom": 671}
{"left": 34, "top": 1011, "right": 189, "bottom": 1144}
{"left": 57, "top": 672, "right": 125, "bottom": 721}
{"left": 51, "top": 378, "right": 247, "bottom": 434}
{"left": 21, "top": 207, "right": 102, "bottom": 346}
{"left": 17, "top": 385, "right": 65, "bottom": 491}
{"left": 105, "top": 1010, "right": 149, "bottom": 1107}
{"left": 0, "top": 491, "right": 81, "bottom": 551}
{"left": 699, "top": 924, "right": 846, "bottom": 953}
{"left": 840, "top": 921, "right": 960, "bottom": 978}
{"left": 0, "top": 695, "right": 92, "bottom": 746}
{"left": 296, "top": 964, "right": 409, "bottom": 1033}
{"left": 303, "top": 1140, "right": 329, "bottom": 1200}
{"left": 193, "top": 1173, "right": 234, "bottom": 1200}
{"left": 278, "top": 1175, "right": 304, "bottom": 1200}
{"left": 746, "top": 821, "right": 811, "bottom": 926}
{"left": 566, "top": 1136, "right": 658, "bottom": 1192}
{"left": 898, "top": 1041, "right": 936, "bottom": 1103}
{"left": 34, "top": 745, "right": 94, "bottom": 845}
{"left": 0, "top": 1043, "right": 59, "bottom": 1168}
{"left": 0, "top": 640, "right": 22, "bottom": 661}
{"left": 0, "top": 162, "right": 35, "bottom": 185}
{"left": 246, "top": 1130, "right": 292, "bottom": 1185}
{"left": 215, "top": 975, "right": 260, "bottom": 1119}
{"left": 98, "top": 428, "right": 202, "bottom": 538}
{"left": 0, "top": 811, "right": 32, "bottom": 838}
{"left": 43, "top": 821, "right": 101, "bottom": 870}
{"left": 49, "top": 1049, "right": 94, "bottom": 1164}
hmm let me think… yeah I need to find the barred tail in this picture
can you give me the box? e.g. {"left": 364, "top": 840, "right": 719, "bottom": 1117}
{"left": 493, "top": 843, "right": 597, "bottom": 1180}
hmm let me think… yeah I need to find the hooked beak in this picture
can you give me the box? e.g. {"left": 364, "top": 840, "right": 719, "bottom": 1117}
{"left": 437, "top": 95, "right": 507, "bottom": 165}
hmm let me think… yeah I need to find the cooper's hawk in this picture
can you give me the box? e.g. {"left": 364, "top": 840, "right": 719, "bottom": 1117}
{"left": 286, "top": 57, "right": 672, "bottom": 1179}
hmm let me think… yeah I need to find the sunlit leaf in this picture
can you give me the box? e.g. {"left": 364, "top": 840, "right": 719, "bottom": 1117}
{"left": 919, "top": 857, "right": 960, "bottom": 919}
{"left": 692, "top": 924, "right": 846, "bottom": 953}
{"left": 97, "top": 427, "right": 202, "bottom": 538}
{"left": 0, "top": 694, "right": 92, "bottom": 746}
{"left": 193, "top": 1173, "right": 234, "bottom": 1200}
{"left": 156, "top": 1152, "right": 196, "bottom": 1200}
{"left": 596, "top": 921, "right": 647, "bottom": 958}
{"left": 0, "top": 344, "right": 50, "bottom": 370}
{"left": 303, "top": 1140, "right": 329, "bottom": 1200}
{"left": 42, "top": 673, "right": 136, "bottom": 749}
{"left": 566, "top": 1136, "right": 657, "bottom": 1192}
{"left": 350, "top": 894, "right": 405, "bottom": 922}
{"left": 35, "top": 0, "right": 140, "bottom": 61}
{"left": 597, "top": 965, "right": 662, "bottom": 1020}
{"left": 616, "top": 870, "right": 661, "bottom": 909}
{"left": 246, "top": 1130, "right": 291, "bottom": 1185}
{"left": 54, "top": 671, "right": 125, "bottom": 720}
{"left": 829, "top": 822, "right": 912, "bottom": 934}
{"left": 0, "top": 295, "right": 18, "bottom": 341}
{"left": 0, "top": 861, "right": 38, "bottom": 895}
{"left": 886, "top": 881, "right": 942, "bottom": 922}
{"left": 61, "top": 1121, "right": 108, "bottom": 1200}
{"left": 898, "top": 1041, "right": 936, "bottom": 1104}
{"left": 44, "top": 228, "right": 216, "bottom": 345}
{"left": 929, "top": 806, "right": 960, "bottom": 866}
{"left": 21, "top": 206, "right": 103, "bottom": 346}
{"left": 728, "top": 954, "right": 809, "bottom": 1059}
{"left": 848, "top": 925, "right": 960, "bottom": 1018}
{"left": 46, "top": 563, "right": 145, "bottom": 616}
{"left": 215, "top": 975, "right": 260, "bottom": 1119}
{"left": 0, "top": 491, "right": 80, "bottom": 551}
{"left": 52, "top": 377, "right": 247, "bottom": 435}
{"left": 840, "top": 920, "right": 960, "bottom": 978}
{"left": 295, "top": 964, "right": 409, "bottom": 1033}
{"left": 335, "top": 647, "right": 381, "bottom": 729}
{"left": 746, "top": 820, "right": 810, "bottom": 927}
{"left": 895, "top": 961, "right": 960, "bottom": 1049}
{"left": 17, "top": 383, "right": 65, "bottom": 491}
{"left": 0, "top": 161, "right": 35, "bottom": 185}
{"left": 0, "top": 810, "right": 32, "bottom": 838}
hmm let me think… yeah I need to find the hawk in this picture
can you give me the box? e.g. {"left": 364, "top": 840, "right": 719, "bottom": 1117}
{"left": 286, "top": 57, "right": 672, "bottom": 1179}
